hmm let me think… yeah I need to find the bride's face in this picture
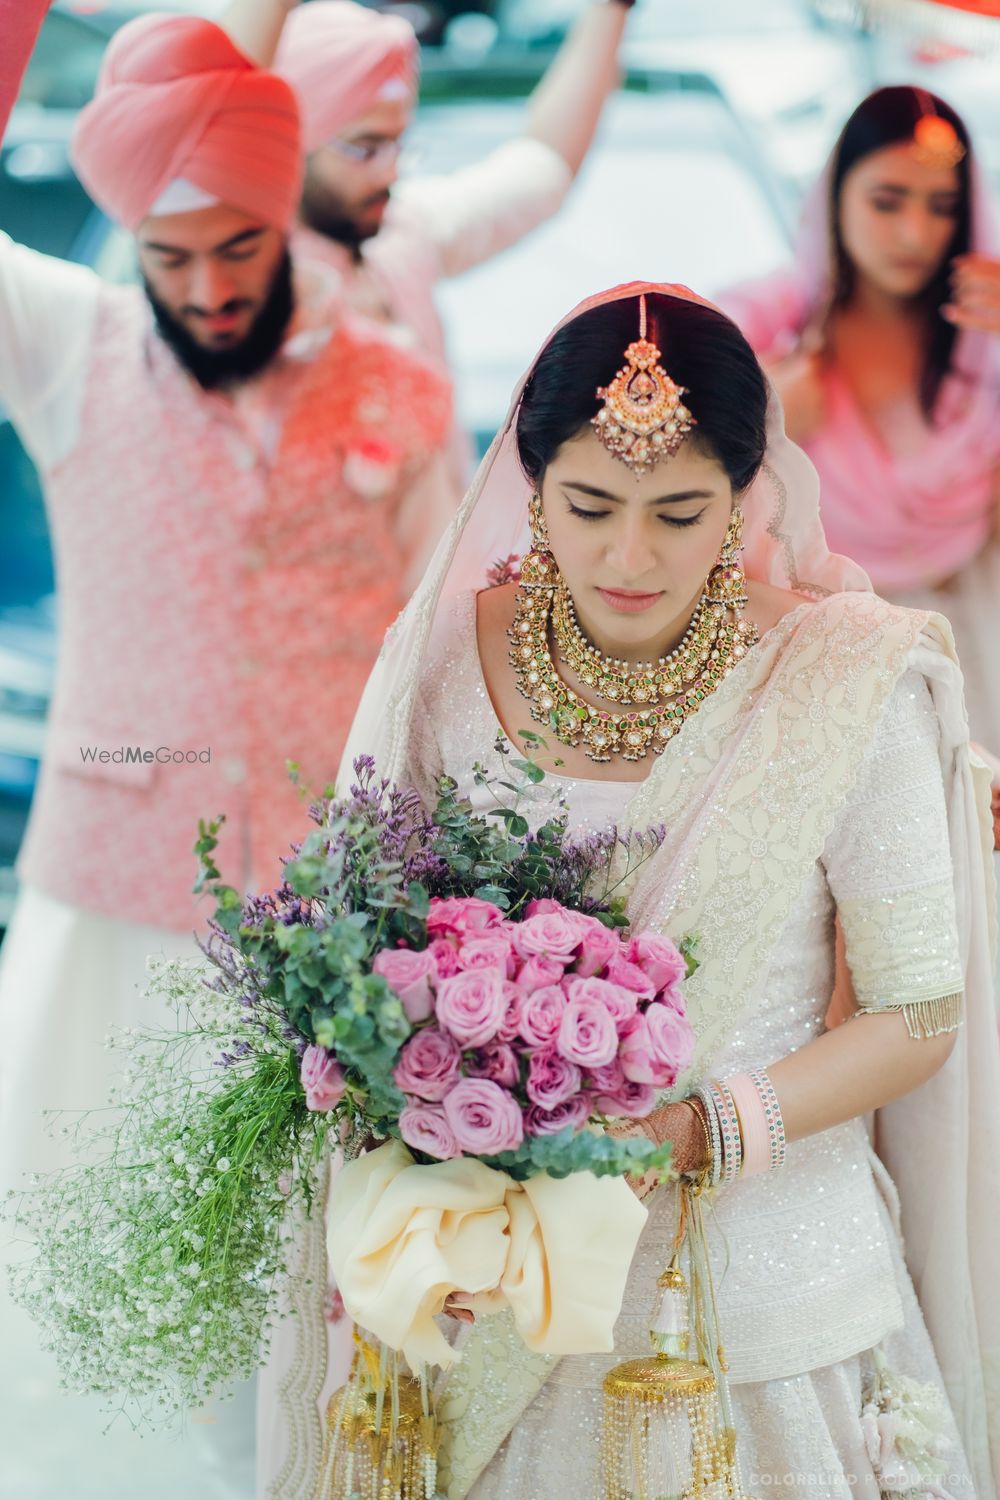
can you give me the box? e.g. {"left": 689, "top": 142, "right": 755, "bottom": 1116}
{"left": 540, "top": 424, "right": 734, "bottom": 662}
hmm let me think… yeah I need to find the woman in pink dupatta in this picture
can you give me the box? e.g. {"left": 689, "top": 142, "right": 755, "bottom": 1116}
{"left": 721, "top": 85, "right": 1000, "bottom": 756}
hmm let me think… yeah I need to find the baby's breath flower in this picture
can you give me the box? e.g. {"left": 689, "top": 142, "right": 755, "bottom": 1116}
{"left": 4, "top": 959, "right": 336, "bottom": 1427}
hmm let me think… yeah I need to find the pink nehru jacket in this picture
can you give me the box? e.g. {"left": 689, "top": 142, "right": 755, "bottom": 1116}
{"left": 277, "top": 0, "right": 419, "bottom": 153}
{"left": 16, "top": 286, "right": 451, "bottom": 933}
{"left": 71, "top": 14, "right": 302, "bottom": 231}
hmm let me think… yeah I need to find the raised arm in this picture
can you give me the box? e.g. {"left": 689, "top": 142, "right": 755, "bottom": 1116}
{"left": 219, "top": 0, "right": 299, "bottom": 67}
{"left": 0, "top": 0, "right": 100, "bottom": 467}
{"left": 0, "top": 0, "right": 49, "bottom": 141}
{"left": 524, "top": 0, "right": 632, "bottom": 177}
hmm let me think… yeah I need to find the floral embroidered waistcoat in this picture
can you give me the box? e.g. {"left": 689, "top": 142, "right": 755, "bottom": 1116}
{"left": 17, "top": 284, "right": 451, "bottom": 932}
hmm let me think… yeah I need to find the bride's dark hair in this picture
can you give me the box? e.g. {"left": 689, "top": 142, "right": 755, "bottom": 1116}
{"left": 515, "top": 292, "right": 769, "bottom": 493}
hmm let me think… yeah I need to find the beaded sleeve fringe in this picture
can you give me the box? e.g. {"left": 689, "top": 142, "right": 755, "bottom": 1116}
{"left": 851, "top": 990, "right": 963, "bottom": 1039}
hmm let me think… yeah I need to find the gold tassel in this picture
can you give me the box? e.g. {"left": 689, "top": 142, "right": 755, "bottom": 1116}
{"left": 312, "top": 1333, "right": 439, "bottom": 1500}
{"left": 901, "top": 992, "right": 962, "bottom": 1040}
{"left": 601, "top": 1182, "right": 757, "bottom": 1500}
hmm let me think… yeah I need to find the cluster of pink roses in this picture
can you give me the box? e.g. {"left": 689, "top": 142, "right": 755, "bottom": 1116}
{"left": 361, "top": 894, "right": 695, "bottom": 1163}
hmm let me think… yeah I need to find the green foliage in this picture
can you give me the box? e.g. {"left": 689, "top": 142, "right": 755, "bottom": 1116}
{"left": 484, "top": 1127, "right": 673, "bottom": 1183}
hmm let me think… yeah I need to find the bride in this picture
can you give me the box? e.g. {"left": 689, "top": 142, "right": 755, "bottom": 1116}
{"left": 264, "top": 284, "right": 1000, "bottom": 1498}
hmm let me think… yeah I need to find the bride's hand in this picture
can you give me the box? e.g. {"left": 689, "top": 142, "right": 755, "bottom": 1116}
{"left": 608, "top": 1099, "right": 711, "bottom": 1199}
{"left": 442, "top": 1294, "right": 476, "bottom": 1325}
{"left": 943, "top": 255, "right": 1000, "bottom": 336}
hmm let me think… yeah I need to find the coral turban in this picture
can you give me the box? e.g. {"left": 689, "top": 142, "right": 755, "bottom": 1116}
{"left": 277, "top": 0, "right": 419, "bottom": 154}
{"left": 70, "top": 15, "right": 303, "bottom": 232}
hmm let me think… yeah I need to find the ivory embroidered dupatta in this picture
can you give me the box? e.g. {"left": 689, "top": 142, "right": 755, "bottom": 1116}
{"left": 260, "top": 284, "right": 1000, "bottom": 1499}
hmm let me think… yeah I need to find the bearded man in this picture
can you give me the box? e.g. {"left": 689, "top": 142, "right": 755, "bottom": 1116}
{"left": 224, "top": 0, "right": 638, "bottom": 497}
{"left": 0, "top": 9, "right": 450, "bottom": 1192}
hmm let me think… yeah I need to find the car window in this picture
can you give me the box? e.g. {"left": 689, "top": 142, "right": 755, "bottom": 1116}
{"left": 0, "top": 172, "right": 98, "bottom": 260}
{"left": 16, "top": 13, "right": 108, "bottom": 112}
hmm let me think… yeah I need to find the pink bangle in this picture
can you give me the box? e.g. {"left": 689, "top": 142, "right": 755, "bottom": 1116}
{"left": 727, "top": 1072, "right": 773, "bottom": 1176}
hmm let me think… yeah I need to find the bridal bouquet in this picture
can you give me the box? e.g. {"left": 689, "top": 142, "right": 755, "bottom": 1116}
{"left": 7, "top": 741, "right": 695, "bottom": 1422}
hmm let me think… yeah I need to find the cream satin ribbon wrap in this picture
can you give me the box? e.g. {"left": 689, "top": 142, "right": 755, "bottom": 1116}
{"left": 327, "top": 1138, "right": 648, "bottom": 1371}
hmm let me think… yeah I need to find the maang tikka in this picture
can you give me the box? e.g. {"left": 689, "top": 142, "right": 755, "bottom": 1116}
{"left": 592, "top": 294, "right": 696, "bottom": 475}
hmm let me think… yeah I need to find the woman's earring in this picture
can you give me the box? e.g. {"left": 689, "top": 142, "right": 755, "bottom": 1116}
{"left": 519, "top": 492, "right": 559, "bottom": 591}
{"left": 705, "top": 506, "right": 750, "bottom": 610}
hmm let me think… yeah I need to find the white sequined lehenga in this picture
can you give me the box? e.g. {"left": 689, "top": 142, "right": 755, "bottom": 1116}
{"left": 402, "top": 590, "right": 977, "bottom": 1500}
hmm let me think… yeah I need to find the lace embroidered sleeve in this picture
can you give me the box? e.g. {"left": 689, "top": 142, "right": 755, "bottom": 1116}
{"left": 822, "top": 667, "right": 963, "bottom": 1037}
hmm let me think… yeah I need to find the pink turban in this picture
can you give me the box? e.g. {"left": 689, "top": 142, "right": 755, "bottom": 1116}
{"left": 70, "top": 15, "right": 303, "bottom": 232}
{"left": 277, "top": 1, "right": 419, "bottom": 154}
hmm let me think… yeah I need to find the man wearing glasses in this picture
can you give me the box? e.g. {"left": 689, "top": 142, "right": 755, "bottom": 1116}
{"left": 225, "top": 0, "right": 638, "bottom": 499}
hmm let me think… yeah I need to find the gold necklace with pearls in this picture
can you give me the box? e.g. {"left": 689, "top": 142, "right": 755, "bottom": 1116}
{"left": 508, "top": 586, "right": 758, "bottom": 764}
{"left": 552, "top": 579, "right": 722, "bottom": 705}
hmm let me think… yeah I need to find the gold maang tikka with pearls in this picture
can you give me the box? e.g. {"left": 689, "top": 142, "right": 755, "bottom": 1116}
{"left": 508, "top": 296, "right": 758, "bottom": 765}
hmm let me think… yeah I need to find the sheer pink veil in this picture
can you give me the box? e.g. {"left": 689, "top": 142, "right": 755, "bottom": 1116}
{"left": 340, "top": 280, "right": 870, "bottom": 787}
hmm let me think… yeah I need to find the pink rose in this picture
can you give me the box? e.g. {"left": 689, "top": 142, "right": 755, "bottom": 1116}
{"left": 372, "top": 946, "right": 436, "bottom": 1023}
{"left": 595, "top": 1078, "right": 656, "bottom": 1119}
{"left": 393, "top": 1026, "right": 462, "bottom": 1102}
{"left": 399, "top": 1102, "right": 460, "bottom": 1161}
{"left": 619, "top": 1014, "right": 655, "bottom": 1085}
{"left": 557, "top": 995, "right": 619, "bottom": 1069}
{"left": 427, "top": 896, "right": 505, "bottom": 942}
{"left": 564, "top": 975, "right": 638, "bottom": 1032}
{"left": 515, "top": 954, "right": 566, "bottom": 993}
{"left": 587, "top": 1058, "right": 625, "bottom": 1095}
{"left": 524, "top": 898, "right": 564, "bottom": 917}
{"left": 571, "top": 916, "right": 622, "bottom": 978}
{"left": 496, "top": 982, "right": 523, "bottom": 1043}
{"left": 526, "top": 1049, "right": 582, "bottom": 1110}
{"left": 443, "top": 1079, "right": 524, "bottom": 1155}
{"left": 512, "top": 908, "right": 583, "bottom": 963}
{"left": 458, "top": 935, "right": 515, "bottom": 977}
{"left": 516, "top": 984, "right": 567, "bottom": 1048}
{"left": 435, "top": 969, "right": 507, "bottom": 1047}
{"left": 604, "top": 950, "right": 656, "bottom": 1000}
{"left": 300, "top": 1045, "right": 346, "bottom": 1112}
{"left": 644, "top": 1000, "right": 695, "bottom": 1088}
{"left": 466, "top": 1041, "right": 520, "bottom": 1089}
{"left": 524, "top": 1094, "right": 592, "bottom": 1137}
{"left": 428, "top": 938, "right": 461, "bottom": 980}
{"left": 625, "top": 932, "right": 687, "bottom": 994}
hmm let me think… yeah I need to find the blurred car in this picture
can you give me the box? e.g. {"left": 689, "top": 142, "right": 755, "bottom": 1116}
{"left": 496, "top": 0, "right": 866, "bottom": 191}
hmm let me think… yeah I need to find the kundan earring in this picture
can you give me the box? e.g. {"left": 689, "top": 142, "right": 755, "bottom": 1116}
{"left": 705, "top": 507, "right": 750, "bottom": 610}
{"left": 519, "top": 492, "right": 559, "bottom": 591}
